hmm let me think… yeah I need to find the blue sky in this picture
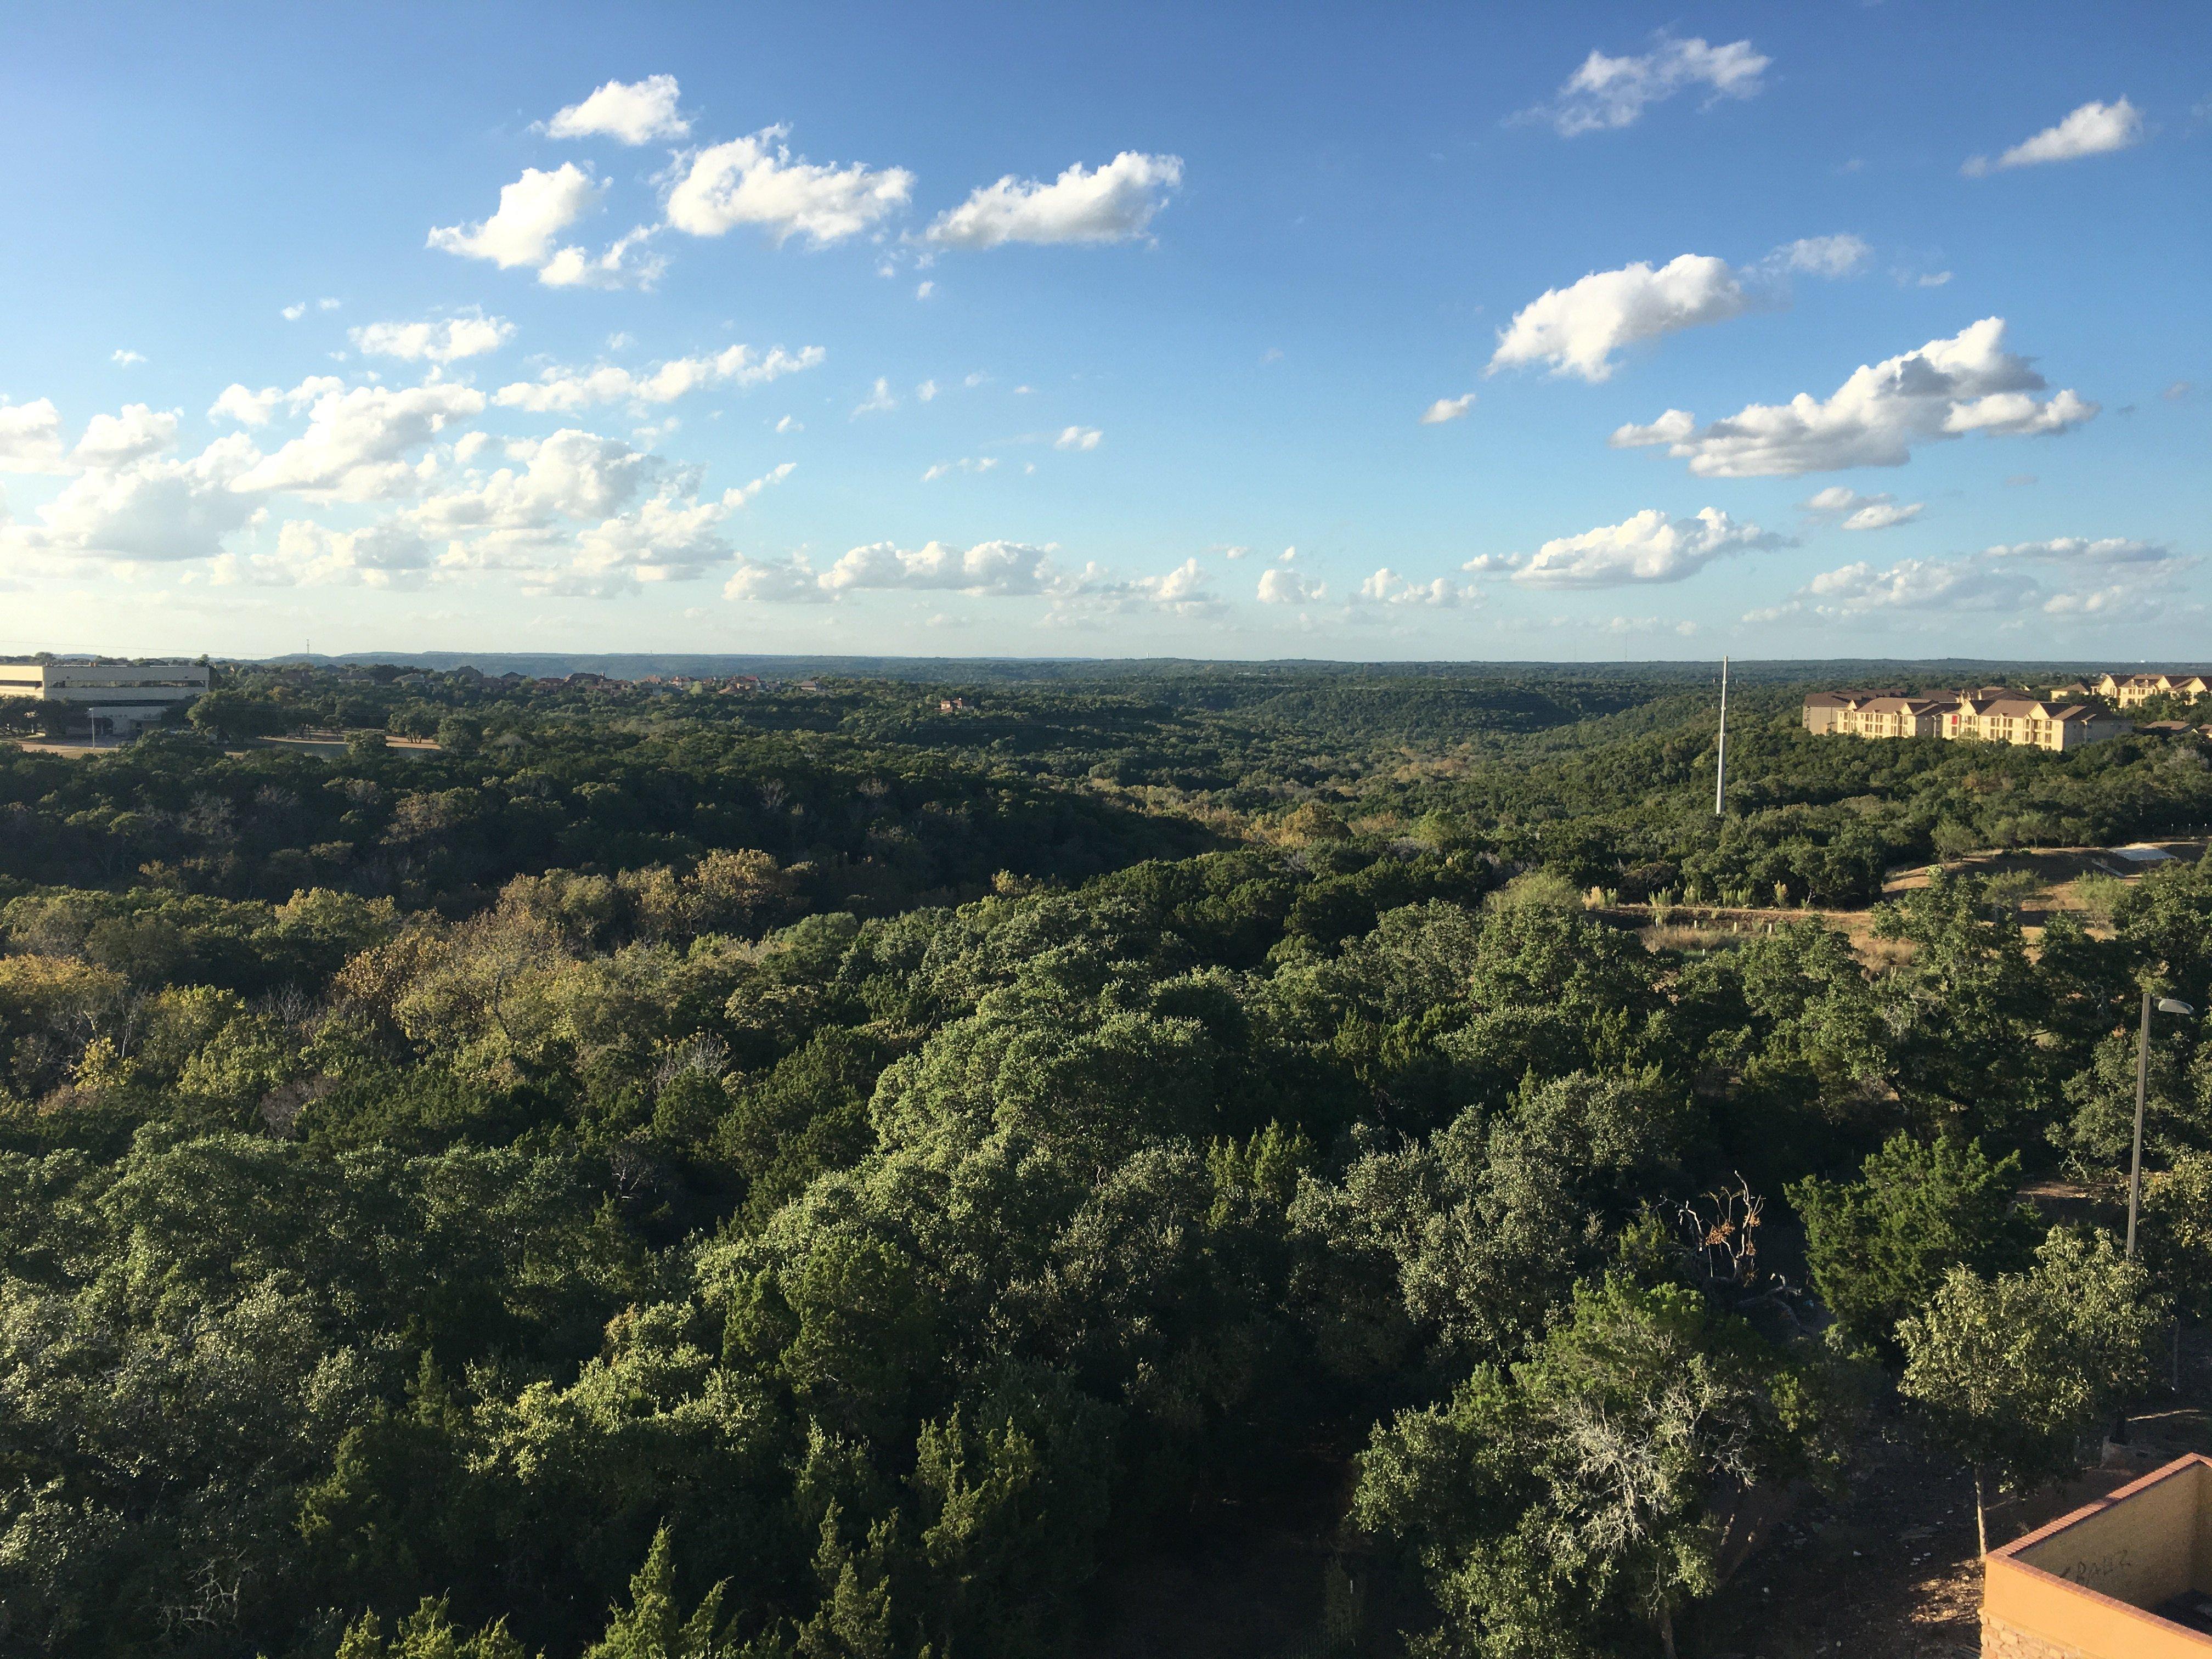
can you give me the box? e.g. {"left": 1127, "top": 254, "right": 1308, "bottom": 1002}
{"left": 1, "top": 2, "right": 2205, "bottom": 661}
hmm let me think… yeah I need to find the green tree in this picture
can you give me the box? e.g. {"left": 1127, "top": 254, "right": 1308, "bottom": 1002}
{"left": 1788, "top": 1133, "right": 2038, "bottom": 1357}
{"left": 1357, "top": 1275, "right": 1846, "bottom": 1659}
{"left": 2141, "top": 1150, "right": 2212, "bottom": 1322}
{"left": 582, "top": 1527, "right": 740, "bottom": 1659}
{"left": 1898, "top": 1228, "right": 2163, "bottom": 1555}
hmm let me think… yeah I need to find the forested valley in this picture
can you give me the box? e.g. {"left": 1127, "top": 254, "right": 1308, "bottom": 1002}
{"left": 4, "top": 659, "right": 2211, "bottom": 1658}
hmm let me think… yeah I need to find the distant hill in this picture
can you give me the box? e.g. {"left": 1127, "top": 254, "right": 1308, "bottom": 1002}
{"left": 232, "top": 652, "right": 2196, "bottom": 687}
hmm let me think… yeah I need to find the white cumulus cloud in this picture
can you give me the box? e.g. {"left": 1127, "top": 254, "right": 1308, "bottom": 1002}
{"left": 664, "top": 127, "right": 913, "bottom": 246}
{"left": 546, "top": 75, "right": 689, "bottom": 145}
{"left": 0, "top": 399, "right": 68, "bottom": 472}
{"left": 232, "top": 381, "right": 486, "bottom": 500}
{"left": 1610, "top": 318, "right": 2098, "bottom": 476}
{"left": 1514, "top": 506, "right": 1782, "bottom": 587}
{"left": 1358, "top": 568, "right": 1476, "bottom": 606}
{"left": 430, "top": 163, "right": 602, "bottom": 270}
{"left": 1966, "top": 98, "right": 2143, "bottom": 177}
{"left": 1531, "top": 35, "right": 1769, "bottom": 136}
{"left": 351, "top": 313, "right": 516, "bottom": 364}
{"left": 1420, "top": 393, "right": 1477, "bottom": 425}
{"left": 1, "top": 435, "right": 259, "bottom": 563}
{"left": 1257, "top": 568, "right": 1324, "bottom": 605}
{"left": 1054, "top": 426, "right": 1103, "bottom": 451}
{"left": 819, "top": 539, "right": 1058, "bottom": 596}
{"left": 207, "top": 376, "right": 345, "bottom": 428}
{"left": 926, "top": 151, "right": 1183, "bottom": 247}
{"left": 72, "top": 404, "right": 179, "bottom": 470}
{"left": 233, "top": 520, "right": 437, "bottom": 589}
{"left": 1489, "top": 254, "right": 1748, "bottom": 382}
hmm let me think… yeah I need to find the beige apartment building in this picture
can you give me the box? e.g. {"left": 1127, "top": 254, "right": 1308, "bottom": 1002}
{"left": 1805, "top": 689, "right": 2131, "bottom": 753}
{"left": 1803, "top": 690, "right": 1951, "bottom": 738}
{"left": 2096, "top": 672, "right": 2212, "bottom": 709}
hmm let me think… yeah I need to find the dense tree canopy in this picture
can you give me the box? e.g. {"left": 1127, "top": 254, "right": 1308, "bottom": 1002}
{"left": 2, "top": 661, "right": 2207, "bottom": 1657}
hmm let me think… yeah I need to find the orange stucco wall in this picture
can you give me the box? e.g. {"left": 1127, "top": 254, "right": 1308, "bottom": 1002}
{"left": 1982, "top": 1457, "right": 2212, "bottom": 1658}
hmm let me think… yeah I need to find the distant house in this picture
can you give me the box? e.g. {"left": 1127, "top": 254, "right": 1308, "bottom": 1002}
{"left": 797, "top": 680, "right": 823, "bottom": 692}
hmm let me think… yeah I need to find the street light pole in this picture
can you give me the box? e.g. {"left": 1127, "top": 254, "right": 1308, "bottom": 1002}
{"left": 2114, "top": 988, "right": 2193, "bottom": 1448}
{"left": 2126, "top": 991, "right": 2197, "bottom": 1261}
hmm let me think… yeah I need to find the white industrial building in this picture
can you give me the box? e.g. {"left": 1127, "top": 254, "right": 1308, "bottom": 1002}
{"left": 0, "top": 658, "right": 211, "bottom": 738}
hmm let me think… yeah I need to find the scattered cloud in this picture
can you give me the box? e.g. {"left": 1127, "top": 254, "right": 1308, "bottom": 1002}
{"left": 916, "top": 280, "right": 935, "bottom": 300}
{"left": 494, "top": 344, "right": 824, "bottom": 413}
{"left": 232, "top": 381, "right": 486, "bottom": 500}
{"left": 1513, "top": 506, "right": 1782, "bottom": 587}
{"left": 430, "top": 162, "right": 602, "bottom": 270}
{"left": 926, "top": 151, "right": 1183, "bottom": 247}
{"left": 1965, "top": 98, "right": 2143, "bottom": 177}
{"left": 227, "top": 520, "right": 437, "bottom": 589}
{"left": 351, "top": 313, "right": 515, "bottom": 364}
{"left": 820, "top": 539, "right": 1058, "bottom": 595}
{"left": 852, "top": 377, "right": 898, "bottom": 417}
{"left": 1, "top": 433, "right": 259, "bottom": 563}
{"left": 1108, "top": 556, "right": 1218, "bottom": 617}
{"left": 207, "top": 376, "right": 345, "bottom": 427}
{"left": 72, "top": 404, "right": 179, "bottom": 470}
{"left": 1054, "top": 425, "right": 1103, "bottom": 451}
{"left": 1529, "top": 34, "right": 1769, "bottom": 136}
{"left": 1912, "top": 270, "right": 1954, "bottom": 288}
{"left": 545, "top": 75, "right": 689, "bottom": 145}
{"left": 1611, "top": 318, "right": 2098, "bottom": 476}
{"left": 664, "top": 127, "right": 913, "bottom": 246}
{"left": 110, "top": 349, "right": 146, "bottom": 368}
{"left": 2164, "top": 380, "right": 2193, "bottom": 401}
{"left": 539, "top": 226, "right": 664, "bottom": 290}
{"left": 1257, "top": 568, "right": 1324, "bottom": 604}
{"left": 1420, "top": 393, "right": 1477, "bottom": 425}
{"left": 1800, "top": 485, "right": 1923, "bottom": 531}
{"left": 1751, "top": 534, "right": 2188, "bottom": 624}
{"left": 1767, "top": 234, "right": 1870, "bottom": 277}
{"left": 0, "top": 399, "right": 67, "bottom": 472}
{"left": 1489, "top": 254, "right": 1749, "bottom": 382}
{"left": 916, "top": 380, "right": 938, "bottom": 402}
{"left": 281, "top": 303, "right": 307, "bottom": 321}
{"left": 774, "top": 414, "right": 803, "bottom": 434}
{"left": 1357, "top": 568, "right": 1477, "bottom": 606}
{"left": 319, "top": 298, "right": 341, "bottom": 312}
{"left": 724, "top": 556, "right": 827, "bottom": 604}
{"left": 922, "top": 456, "right": 999, "bottom": 481}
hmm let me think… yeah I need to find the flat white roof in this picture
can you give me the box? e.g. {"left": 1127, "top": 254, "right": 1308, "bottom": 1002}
{"left": 2113, "top": 845, "right": 2176, "bottom": 863}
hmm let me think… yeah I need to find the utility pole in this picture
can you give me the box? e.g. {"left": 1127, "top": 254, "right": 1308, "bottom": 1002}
{"left": 1713, "top": 657, "right": 1729, "bottom": 817}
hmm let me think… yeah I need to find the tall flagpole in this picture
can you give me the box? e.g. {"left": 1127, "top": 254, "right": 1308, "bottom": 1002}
{"left": 1714, "top": 657, "right": 1728, "bottom": 817}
